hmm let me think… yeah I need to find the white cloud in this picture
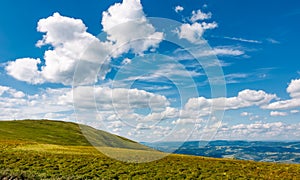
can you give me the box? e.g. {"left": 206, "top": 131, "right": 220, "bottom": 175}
{"left": 5, "top": 58, "right": 44, "bottom": 84}
{"left": 43, "top": 112, "right": 74, "bottom": 121}
{"left": 200, "top": 48, "right": 244, "bottom": 57}
{"left": 0, "top": 85, "right": 172, "bottom": 125}
{"left": 172, "top": 118, "right": 204, "bottom": 125}
{"left": 71, "top": 86, "right": 170, "bottom": 113}
{"left": 0, "top": 86, "right": 25, "bottom": 98}
{"left": 6, "top": 0, "right": 164, "bottom": 86}
{"left": 143, "top": 107, "right": 178, "bottom": 122}
{"left": 205, "top": 89, "right": 275, "bottom": 111}
{"left": 236, "top": 89, "right": 276, "bottom": 106}
{"left": 290, "top": 110, "right": 299, "bottom": 114}
{"left": 172, "top": 89, "right": 276, "bottom": 125}
{"left": 36, "top": 12, "right": 113, "bottom": 85}
{"left": 287, "top": 79, "right": 300, "bottom": 98}
{"left": 214, "top": 121, "right": 300, "bottom": 141}
{"left": 101, "top": 0, "right": 163, "bottom": 55}
{"left": 264, "top": 99, "right": 300, "bottom": 110}
{"left": 141, "top": 85, "right": 172, "bottom": 91}
{"left": 6, "top": 13, "right": 112, "bottom": 85}
{"left": 176, "top": 22, "right": 217, "bottom": 44}
{"left": 224, "top": 36, "right": 262, "bottom": 44}
{"left": 0, "top": 86, "right": 10, "bottom": 96}
{"left": 8, "top": 89, "right": 25, "bottom": 98}
{"left": 0, "top": 87, "right": 74, "bottom": 120}
{"left": 270, "top": 111, "right": 288, "bottom": 117}
{"left": 223, "top": 73, "right": 249, "bottom": 84}
{"left": 266, "top": 38, "right": 280, "bottom": 44}
{"left": 170, "top": 47, "right": 243, "bottom": 65}
{"left": 190, "top": 10, "right": 212, "bottom": 22}
{"left": 263, "top": 79, "right": 300, "bottom": 110}
{"left": 175, "top": 5, "right": 184, "bottom": 13}
{"left": 240, "top": 112, "right": 251, "bottom": 116}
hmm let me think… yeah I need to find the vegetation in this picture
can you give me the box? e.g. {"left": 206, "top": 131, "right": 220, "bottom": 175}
{"left": 1, "top": 120, "right": 300, "bottom": 179}
{"left": 0, "top": 120, "right": 149, "bottom": 150}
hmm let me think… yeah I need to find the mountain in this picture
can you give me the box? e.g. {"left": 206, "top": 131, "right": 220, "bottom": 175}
{"left": 0, "top": 119, "right": 149, "bottom": 150}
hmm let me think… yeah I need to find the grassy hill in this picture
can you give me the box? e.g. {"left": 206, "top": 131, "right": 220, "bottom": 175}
{"left": 0, "top": 119, "right": 149, "bottom": 150}
{"left": 1, "top": 120, "right": 300, "bottom": 179}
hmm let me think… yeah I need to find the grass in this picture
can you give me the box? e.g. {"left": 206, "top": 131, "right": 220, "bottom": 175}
{"left": 0, "top": 119, "right": 150, "bottom": 150}
{"left": 1, "top": 120, "right": 300, "bottom": 179}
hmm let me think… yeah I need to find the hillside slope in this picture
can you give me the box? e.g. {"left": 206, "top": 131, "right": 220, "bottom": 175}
{"left": 0, "top": 120, "right": 149, "bottom": 150}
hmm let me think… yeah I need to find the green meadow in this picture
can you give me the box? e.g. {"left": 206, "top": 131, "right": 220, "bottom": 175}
{"left": 1, "top": 120, "right": 300, "bottom": 179}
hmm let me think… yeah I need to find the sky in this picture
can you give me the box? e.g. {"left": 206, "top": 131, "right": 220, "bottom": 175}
{"left": 1, "top": 0, "right": 300, "bottom": 142}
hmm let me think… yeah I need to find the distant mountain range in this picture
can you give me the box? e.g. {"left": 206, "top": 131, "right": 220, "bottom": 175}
{"left": 142, "top": 140, "right": 300, "bottom": 164}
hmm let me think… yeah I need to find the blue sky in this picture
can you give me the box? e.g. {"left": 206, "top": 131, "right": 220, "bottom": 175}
{"left": 1, "top": 0, "right": 300, "bottom": 142}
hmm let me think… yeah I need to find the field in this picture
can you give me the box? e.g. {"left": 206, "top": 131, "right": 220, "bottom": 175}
{"left": 1, "top": 120, "right": 300, "bottom": 179}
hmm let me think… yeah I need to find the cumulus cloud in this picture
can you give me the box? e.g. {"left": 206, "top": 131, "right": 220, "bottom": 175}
{"left": 174, "top": 7, "right": 217, "bottom": 44}
{"left": 263, "top": 79, "right": 300, "bottom": 110}
{"left": 172, "top": 89, "right": 276, "bottom": 125}
{"left": 5, "top": 58, "right": 44, "bottom": 84}
{"left": 263, "top": 99, "right": 300, "bottom": 110}
{"left": 6, "top": 0, "right": 163, "bottom": 86}
{"left": 69, "top": 85, "right": 177, "bottom": 140}
{"left": 287, "top": 79, "right": 300, "bottom": 98}
{"left": 1, "top": 79, "right": 298, "bottom": 141}
{"left": 71, "top": 86, "right": 170, "bottom": 111}
{"left": 0, "top": 84, "right": 172, "bottom": 125}
{"left": 175, "top": 5, "right": 184, "bottom": 13}
{"left": 190, "top": 10, "right": 212, "bottom": 22}
{"left": 101, "top": 0, "right": 163, "bottom": 55}
{"left": 212, "top": 89, "right": 276, "bottom": 110}
{"left": 6, "top": 13, "right": 112, "bottom": 85}
{"left": 176, "top": 22, "right": 217, "bottom": 44}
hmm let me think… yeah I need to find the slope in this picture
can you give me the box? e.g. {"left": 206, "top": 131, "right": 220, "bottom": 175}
{"left": 0, "top": 119, "right": 149, "bottom": 150}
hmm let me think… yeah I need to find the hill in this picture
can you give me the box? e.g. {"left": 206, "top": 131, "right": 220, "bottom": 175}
{"left": 0, "top": 119, "right": 149, "bottom": 150}
{"left": 1, "top": 120, "right": 300, "bottom": 179}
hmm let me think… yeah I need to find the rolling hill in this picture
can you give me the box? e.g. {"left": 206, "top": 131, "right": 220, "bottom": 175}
{"left": 0, "top": 119, "right": 149, "bottom": 150}
{"left": 1, "top": 120, "right": 300, "bottom": 179}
